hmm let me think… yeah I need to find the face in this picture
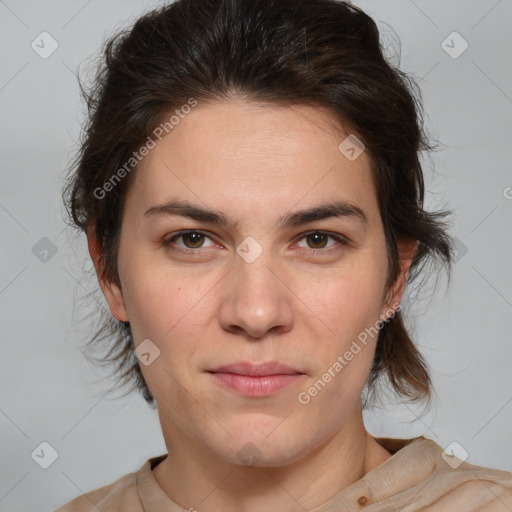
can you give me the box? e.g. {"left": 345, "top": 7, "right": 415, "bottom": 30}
{"left": 93, "top": 99, "right": 408, "bottom": 467}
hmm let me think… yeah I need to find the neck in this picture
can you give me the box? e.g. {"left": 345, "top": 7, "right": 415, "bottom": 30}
{"left": 152, "top": 407, "right": 392, "bottom": 511}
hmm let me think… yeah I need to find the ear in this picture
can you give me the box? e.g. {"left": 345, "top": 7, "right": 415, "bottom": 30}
{"left": 87, "top": 226, "right": 129, "bottom": 322}
{"left": 381, "top": 238, "right": 417, "bottom": 318}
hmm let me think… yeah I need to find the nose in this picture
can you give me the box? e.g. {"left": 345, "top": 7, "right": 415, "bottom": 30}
{"left": 218, "top": 252, "right": 294, "bottom": 340}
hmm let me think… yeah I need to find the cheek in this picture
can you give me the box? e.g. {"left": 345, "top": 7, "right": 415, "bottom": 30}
{"left": 295, "top": 272, "right": 384, "bottom": 425}
{"left": 296, "top": 259, "right": 388, "bottom": 342}
{"left": 291, "top": 253, "right": 388, "bottom": 412}
{"left": 119, "top": 263, "right": 218, "bottom": 398}
{"left": 120, "top": 262, "right": 214, "bottom": 342}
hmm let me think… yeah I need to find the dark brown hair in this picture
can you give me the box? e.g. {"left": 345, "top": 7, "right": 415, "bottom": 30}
{"left": 63, "top": 0, "right": 452, "bottom": 408}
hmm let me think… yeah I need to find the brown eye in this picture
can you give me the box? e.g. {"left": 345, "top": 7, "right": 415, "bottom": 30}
{"left": 306, "top": 232, "right": 329, "bottom": 248}
{"left": 182, "top": 232, "right": 205, "bottom": 248}
{"left": 162, "top": 231, "right": 215, "bottom": 251}
{"left": 296, "top": 231, "right": 346, "bottom": 251}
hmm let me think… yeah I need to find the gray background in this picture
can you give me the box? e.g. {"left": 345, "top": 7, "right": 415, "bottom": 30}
{"left": 1, "top": 1, "right": 511, "bottom": 510}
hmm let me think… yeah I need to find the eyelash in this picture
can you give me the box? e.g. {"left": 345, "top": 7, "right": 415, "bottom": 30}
{"left": 161, "top": 230, "right": 348, "bottom": 256}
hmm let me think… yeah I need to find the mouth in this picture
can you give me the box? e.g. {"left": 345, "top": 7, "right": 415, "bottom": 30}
{"left": 207, "top": 362, "right": 306, "bottom": 397}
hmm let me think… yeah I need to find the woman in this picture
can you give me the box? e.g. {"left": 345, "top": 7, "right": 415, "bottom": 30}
{"left": 57, "top": 0, "right": 512, "bottom": 510}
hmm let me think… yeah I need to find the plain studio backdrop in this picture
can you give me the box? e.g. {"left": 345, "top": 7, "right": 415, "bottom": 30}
{"left": 0, "top": 1, "right": 511, "bottom": 510}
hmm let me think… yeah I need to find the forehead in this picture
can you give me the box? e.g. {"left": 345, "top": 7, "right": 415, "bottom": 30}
{"left": 124, "top": 99, "right": 379, "bottom": 226}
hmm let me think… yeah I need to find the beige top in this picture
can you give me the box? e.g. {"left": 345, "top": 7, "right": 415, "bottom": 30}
{"left": 55, "top": 436, "right": 512, "bottom": 511}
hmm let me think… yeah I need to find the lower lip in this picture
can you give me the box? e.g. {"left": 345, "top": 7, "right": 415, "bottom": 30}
{"left": 209, "top": 372, "right": 304, "bottom": 397}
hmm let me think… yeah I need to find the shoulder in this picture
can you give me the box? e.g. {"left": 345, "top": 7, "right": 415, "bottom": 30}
{"left": 374, "top": 436, "right": 512, "bottom": 510}
{"left": 428, "top": 446, "right": 512, "bottom": 511}
{"left": 54, "top": 461, "right": 147, "bottom": 512}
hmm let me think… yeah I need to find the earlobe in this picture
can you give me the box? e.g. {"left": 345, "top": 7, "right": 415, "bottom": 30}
{"left": 382, "top": 239, "right": 418, "bottom": 318}
{"left": 87, "top": 226, "right": 129, "bottom": 322}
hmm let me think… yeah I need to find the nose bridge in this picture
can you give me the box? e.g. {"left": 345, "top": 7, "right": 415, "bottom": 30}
{"left": 219, "top": 244, "right": 293, "bottom": 338}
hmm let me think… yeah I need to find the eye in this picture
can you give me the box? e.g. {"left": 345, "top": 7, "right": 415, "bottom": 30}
{"left": 162, "top": 230, "right": 216, "bottom": 252}
{"left": 295, "top": 231, "right": 348, "bottom": 252}
{"left": 162, "top": 229, "right": 348, "bottom": 256}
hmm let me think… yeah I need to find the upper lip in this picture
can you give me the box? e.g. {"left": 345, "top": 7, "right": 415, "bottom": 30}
{"left": 208, "top": 362, "right": 303, "bottom": 376}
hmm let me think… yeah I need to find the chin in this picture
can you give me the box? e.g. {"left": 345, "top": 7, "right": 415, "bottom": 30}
{"left": 212, "top": 430, "right": 315, "bottom": 468}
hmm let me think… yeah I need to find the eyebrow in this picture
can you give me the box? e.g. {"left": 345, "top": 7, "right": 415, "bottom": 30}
{"left": 143, "top": 199, "right": 368, "bottom": 229}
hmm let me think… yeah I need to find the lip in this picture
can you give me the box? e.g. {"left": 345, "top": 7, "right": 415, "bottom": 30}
{"left": 209, "top": 362, "right": 303, "bottom": 376}
{"left": 207, "top": 362, "right": 305, "bottom": 397}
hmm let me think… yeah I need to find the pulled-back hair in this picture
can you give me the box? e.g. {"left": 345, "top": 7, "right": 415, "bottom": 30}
{"left": 63, "top": 0, "right": 452, "bottom": 408}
